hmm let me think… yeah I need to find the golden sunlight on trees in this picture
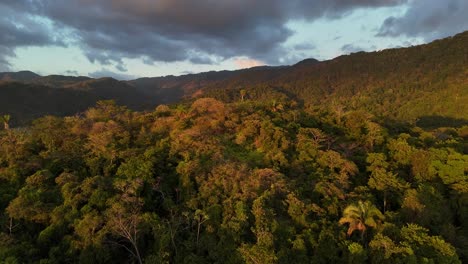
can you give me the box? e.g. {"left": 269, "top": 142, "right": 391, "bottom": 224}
{"left": 0, "top": 98, "right": 465, "bottom": 263}
{"left": 1, "top": 114, "right": 10, "bottom": 130}
{"left": 339, "top": 200, "right": 384, "bottom": 240}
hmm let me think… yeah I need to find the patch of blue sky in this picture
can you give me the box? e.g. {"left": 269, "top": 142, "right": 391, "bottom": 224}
{"left": 284, "top": 5, "right": 424, "bottom": 61}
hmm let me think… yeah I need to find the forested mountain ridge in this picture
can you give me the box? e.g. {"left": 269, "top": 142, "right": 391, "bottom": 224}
{"left": 1, "top": 30, "right": 467, "bottom": 125}
{"left": 202, "top": 31, "right": 468, "bottom": 122}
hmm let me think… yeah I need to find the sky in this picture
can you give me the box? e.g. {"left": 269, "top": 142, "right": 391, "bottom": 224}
{"left": 1, "top": 0, "right": 467, "bottom": 80}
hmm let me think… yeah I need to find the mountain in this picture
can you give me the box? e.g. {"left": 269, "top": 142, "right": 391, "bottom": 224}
{"left": 293, "top": 58, "right": 320, "bottom": 66}
{"left": 0, "top": 71, "right": 41, "bottom": 82}
{"left": 1, "top": 31, "right": 467, "bottom": 125}
{"left": 201, "top": 31, "right": 468, "bottom": 122}
{"left": 33, "top": 75, "right": 92, "bottom": 87}
{"left": 0, "top": 82, "right": 95, "bottom": 122}
{"left": 127, "top": 70, "right": 237, "bottom": 103}
{"left": 126, "top": 65, "right": 291, "bottom": 103}
{"left": 0, "top": 78, "right": 153, "bottom": 125}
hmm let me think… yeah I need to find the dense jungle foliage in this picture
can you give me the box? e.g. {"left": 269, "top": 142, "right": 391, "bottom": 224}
{"left": 0, "top": 98, "right": 467, "bottom": 263}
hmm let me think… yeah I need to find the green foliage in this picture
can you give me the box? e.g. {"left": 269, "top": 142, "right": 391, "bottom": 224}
{"left": 339, "top": 200, "right": 384, "bottom": 240}
{"left": 0, "top": 97, "right": 465, "bottom": 263}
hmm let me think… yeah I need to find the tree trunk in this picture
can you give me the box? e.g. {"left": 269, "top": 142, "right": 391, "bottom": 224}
{"left": 383, "top": 192, "right": 387, "bottom": 214}
{"left": 197, "top": 221, "right": 201, "bottom": 249}
{"left": 131, "top": 241, "right": 143, "bottom": 264}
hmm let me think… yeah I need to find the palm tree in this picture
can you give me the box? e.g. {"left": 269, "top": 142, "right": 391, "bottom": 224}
{"left": 240, "top": 89, "right": 247, "bottom": 102}
{"left": 1, "top": 114, "right": 10, "bottom": 130}
{"left": 339, "top": 200, "right": 384, "bottom": 241}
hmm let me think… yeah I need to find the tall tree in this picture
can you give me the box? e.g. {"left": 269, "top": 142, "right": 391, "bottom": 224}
{"left": 1, "top": 114, "right": 10, "bottom": 130}
{"left": 106, "top": 178, "right": 147, "bottom": 264}
{"left": 367, "top": 153, "right": 409, "bottom": 212}
{"left": 240, "top": 89, "right": 247, "bottom": 102}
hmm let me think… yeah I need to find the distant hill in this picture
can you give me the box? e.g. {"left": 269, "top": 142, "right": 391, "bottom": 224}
{"left": 1, "top": 30, "right": 467, "bottom": 125}
{"left": 293, "top": 58, "right": 320, "bottom": 67}
{"left": 202, "top": 31, "right": 468, "bottom": 122}
{"left": 33, "top": 75, "right": 92, "bottom": 87}
{"left": 0, "top": 79, "right": 152, "bottom": 125}
{"left": 0, "top": 71, "right": 40, "bottom": 82}
{"left": 127, "top": 70, "right": 237, "bottom": 103}
{"left": 0, "top": 82, "right": 95, "bottom": 122}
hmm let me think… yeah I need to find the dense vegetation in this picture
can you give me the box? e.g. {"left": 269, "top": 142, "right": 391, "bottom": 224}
{"left": 1, "top": 31, "right": 467, "bottom": 126}
{"left": 203, "top": 31, "right": 468, "bottom": 123}
{"left": 0, "top": 97, "right": 467, "bottom": 263}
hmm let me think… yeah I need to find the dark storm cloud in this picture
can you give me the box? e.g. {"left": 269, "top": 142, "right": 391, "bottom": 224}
{"left": 189, "top": 56, "right": 217, "bottom": 65}
{"left": 377, "top": 0, "right": 468, "bottom": 40}
{"left": 3, "top": 0, "right": 409, "bottom": 69}
{"left": 0, "top": 46, "right": 15, "bottom": 71}
{"left": 0, "top": 3, "right": 64, "bottom": 70}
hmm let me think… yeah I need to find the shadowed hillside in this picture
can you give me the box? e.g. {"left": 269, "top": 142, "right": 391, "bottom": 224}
{"left": 0, "top": 71, "right": 40, "bottom": 82}
{"left": 0, "top": 79, "right": 152, "bottom": 125}
{"left": 1, "top": 31, "right": 467, "bottom": 124}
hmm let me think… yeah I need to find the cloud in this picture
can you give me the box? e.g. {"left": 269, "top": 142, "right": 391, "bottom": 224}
{"left": 115, "top": 63, "right": 127, "bottom": 72}
{"left": 341, "top": 43, "right": 379, "bottom": 54}
{"left": 3, "top": 0, "right": 409, "bottom": 69}
{"left": 293, "top": 43, "right": 316, "bottom": 51}
{"left": 189, "top": 56, "right": 217, "bottom": 65}
{"left": 341, "top": 44, "right": 365, "bottom": 54}
{"left": 64, "top": 70, "right": 79, "bottom": 76}
{"left": 377, "top": 0, "right": 468, "bottom": 40}
{"left": 181, "top": 71, "right": 194, "bottom": 75}
{"left": 234, "top": 57, "right": 265, "bottom": 69}
{"left": 0, "top": 3, "right": 65, "bottom": 71}
{"left": 88, "top": 69, "right": 139, "bottom": 80}
{"left": 0, "top": 47, "right": 14, "bottom": 71}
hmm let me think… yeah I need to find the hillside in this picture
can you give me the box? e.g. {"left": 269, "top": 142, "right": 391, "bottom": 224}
{"left": 1, "top": 31, "right": 467, "bottom": 125}
{"left": 0, "top": 79, "right": 152, "bottom": 125}
{"left": 33, "top": 75, "right": 93, "bottom": 88}
{"left": 0, "top": 71, "right": 41, "bottom": 82}
{"left": 202, "top": 31, "right": 468, "bottom": 122}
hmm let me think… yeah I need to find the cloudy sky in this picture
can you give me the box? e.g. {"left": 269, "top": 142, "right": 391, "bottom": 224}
{"left": 1, "top": 0, "right": 467, "bottom": 79}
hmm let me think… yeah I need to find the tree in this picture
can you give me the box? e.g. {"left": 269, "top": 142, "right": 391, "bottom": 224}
{"left": 6, "top": 170, "right": 61, "bottom": 224}
{"left": 400, "top": 224, "right": 461, "bottom": 264}
{"left": 339, "top": 200, "right": 384, "bottom": 241}
{"left": 367, "top": 153, "right": 409, "bottom": 212}
{"left": 106, "top": 202, "right": 144, "bottom": 264}
{"left": 240, "top": 89, "right": 247, "bottom": 102}
{"left": 194, "top": 209, "right": 209, "bottom": 249}
{"left": 1, "top": 114, "right": 10, "bottom": 130}
{"left": 85, "top": 100, "right": 130, "bottom": 122}
{"left": 368, "top": 233, "right": 414, "bottom": 263}
{"left": 86, "top": 120, "right": 130, "bottom": 165}
{"left": 106, "top": 179, "right": 146, "bottom": 264}
{"left": 239, "top": 193, "right": 278, "bottom": 264}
